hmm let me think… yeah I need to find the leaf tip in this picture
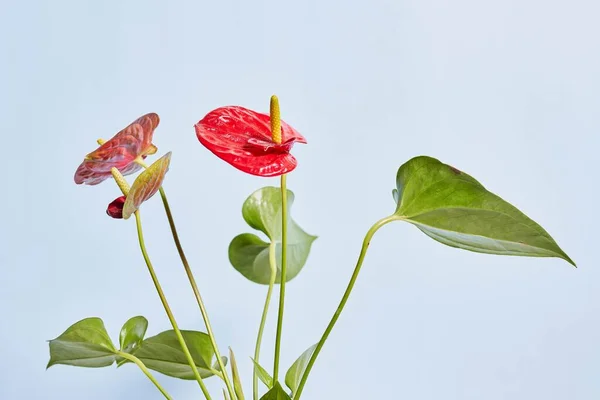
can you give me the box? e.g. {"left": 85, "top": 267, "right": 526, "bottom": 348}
{"left": 563, "top": 254, "right": 576, "bottom": 268}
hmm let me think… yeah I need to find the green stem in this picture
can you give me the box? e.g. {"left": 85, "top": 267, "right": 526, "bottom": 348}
{"left": 293, "top": 215, "right": 399, "bottom": 399}
{"left": 253, "top": 243, "right": 277, "bottom": 400}
{"left": 116, "top": 351, "right": 173, "bottom": 400}
{"left": 134, "top": 211, "right": 212, "bottom": 400}
{"left": 157, "top": 186, "right": 237, "bottom": 400}
{"left": 273, "top": 174, "right": 288, "bottom": 382}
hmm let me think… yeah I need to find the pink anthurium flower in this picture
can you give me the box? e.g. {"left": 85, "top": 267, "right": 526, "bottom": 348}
{"left": 194, "top": 106, "right": 306, "bottom": 177}
{"left": 105, "top": 152, "right": 171, "bottom": 220}
{"left": 122, "top": 152, "right": 171, "bottom": 219}
{"left": 74, "top": 113, "right": 160, "bottom": 185}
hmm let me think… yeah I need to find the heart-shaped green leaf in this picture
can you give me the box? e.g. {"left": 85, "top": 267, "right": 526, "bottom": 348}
{"left": 123, "top": 329, "right": 221, "bottom": 379}
{"left": 251, "top": 358, "right": 273, "bottom": 389}
{"left": 284, "top": 344, "right": 317, "bottom": 396}
{"left": 394, "top": 156, "right": 574, "bottom": 265}
{"left": 119, "top": 316, "right": 148, "bottom": 354}
{"left": 47, "top": 317, "right": 117, "bottom": 368}
{"left": 123, "top": 152, "right": 171, "bottom": 219}
{"left": 259, "top": 382, "right": 291, "bottom": 400}
{"left": 229, "top": 187, "right": 317, "bottom": 284}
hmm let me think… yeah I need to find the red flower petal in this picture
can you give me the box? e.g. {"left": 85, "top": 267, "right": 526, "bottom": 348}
{"left": 74, "top": 113, "right": 160, "bottom": 185}
{"left": 106, "top": 196, "right": 126, "bottom": 219}
{"left": 194, "top": 106, "right": 306, "bottom": 177}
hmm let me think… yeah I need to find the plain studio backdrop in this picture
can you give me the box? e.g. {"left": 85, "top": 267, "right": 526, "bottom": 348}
{"left": 0, "top": 0, "right": 598, "bottom": 399}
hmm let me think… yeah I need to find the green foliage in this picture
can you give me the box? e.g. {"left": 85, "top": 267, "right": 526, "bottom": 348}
{"left": 47, "top": 317, "right": 116, "bottom": 368}
{"left": 128, "top": 329, "right": 225, "bottom": 379}
{"left": 229, "top": 187, "right": 317, "bottom": 284}
{"left": 119, "top": 316, "right": 148, "bottom": 354}
{"left": 259, "top": 382, "right": 292, "bottom": 400}
{"left": 229, "top": 348, "right": 245, "bottom": 400}
{"left": 393, "top": 156, "right": 574, "bottom": 265}
{"left": 251, "top": 358, "right": 274, "bottom": 389}
{"left": 285, "top": 344, "right": 317, "bottom": 397}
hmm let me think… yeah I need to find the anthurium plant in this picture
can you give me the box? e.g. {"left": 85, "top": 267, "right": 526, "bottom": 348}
{"left": 48, "top": 95, "right": 574, "bottom": 400}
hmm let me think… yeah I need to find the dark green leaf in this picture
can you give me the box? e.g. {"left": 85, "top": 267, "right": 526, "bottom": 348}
{"left": 259, "top": 382, "right": 291, "bottom": 400}
{"left": 229, "top": 347, "right": 245, "bottom": 400}
{"left": 229, "top": 187, "right": 317, "bottom": 284}
{"left": 394, "top": 156, "right": 574, "bottom": 265}
{"left": 119, "top": 316, "right": 148, "bottom": 354}
{"left": 251, "top": 357, "right": 273, "bottom": 389}
{"left": 47, "top": 317, "right": 116, "bottom": 368}
{"left": 125, "top": 329, "right": 219, "bottom": 379}
{"left": 284, "top": 344, "right": 317, "bottom": 396}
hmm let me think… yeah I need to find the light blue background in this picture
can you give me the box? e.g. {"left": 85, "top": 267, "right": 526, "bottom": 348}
{"left": 1, "top": 0, "right": 598, "bottom": 399}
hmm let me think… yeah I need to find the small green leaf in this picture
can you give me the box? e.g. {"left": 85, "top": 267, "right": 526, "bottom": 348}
{"left": 394, "top": 156, "right": 574, "bottom": 265}
{"left": 259, "top": 382, "right": 292, "bottom": 400}
{"left": 213, "top": 356, "right": 229, "bottom": 373}
{"left": 124, "top": 329, "right": 219, "bottom": 379}
{"left": 229, "top": 347, "right": 245, "bottom": 400}
{"left": 123, "top": 152, "right": 171, "bottom": 219}
{"left": 47, "top": 317, "right": 117, "bottom": 368}
{"left": 119, "top": 316, "right": 148, "bottom": 354}
{"left": 229, "top": 187, "right": 317, "bottom": 284}
{"left": 251, "top": 358, "right": 273, "bottom": 389}
{"left": 284, "top": 344, "right": 317, "bottom": 396}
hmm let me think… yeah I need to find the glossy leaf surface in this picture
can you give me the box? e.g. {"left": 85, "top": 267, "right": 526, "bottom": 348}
{"left": 119, "top": 316, "right": 148, "bottom": 354}
{"left": 259, "top": 382, "right": 291, "bottom": 400}
{"left": 122, "top": 152, "right": 171, "bottom": 219}
{"left": 47, "top": 317, "right": 116, "bottom": 368}
{"left": 229, "top": 187, "right": 317, "bottom": 284}
{"left": 394, "top": 156, "right": 574, "bottom": 265}
{"left": 284, "top": 344, "right": 317, "bottom": 396}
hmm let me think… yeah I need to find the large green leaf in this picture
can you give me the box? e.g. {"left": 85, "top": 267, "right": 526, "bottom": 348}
{"left": 126, "top": 329, "right": 222, "bottom": 379}
{"left": 259, "top": 382, "right": 292, "bottom": 400}
{"left": 229, "top": 187, "right": 317, "bottom": 284}
{"left": 47, "top": 317, "right": 117, "bottom": 368}
{"left": 393, "top": 156, "right": 574, "bottom": 265}
{"left": 284, "top": 344, "right": 317, "bottom": 397}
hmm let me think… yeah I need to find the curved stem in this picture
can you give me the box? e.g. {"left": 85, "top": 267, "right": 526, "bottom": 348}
{"left": 134, "top": 211, "right": 212, "bottom": 400}
{"left": 293, "top": 215, "right": 399, "bottom": 399}
{"left": 157, "top": 187, "right": 237, "bottom": 400}
{"left": 116, "top": 351, "right": 173, "bottom": 400}
{"left": 273, "top": 174, "right": 288, "bottom": 382}
{"left": 253, "top": 243, "right": 277, "bottom": 400}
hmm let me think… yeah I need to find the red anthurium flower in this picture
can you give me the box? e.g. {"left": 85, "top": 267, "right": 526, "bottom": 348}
{"left": 74, "top": 113, "right": 160, "bottom": 185}
{"left": 106, "top": 196, "right": 126, "bottom": 219}
{"left": 194, "top": 106, "right": 306, "bottom": 177}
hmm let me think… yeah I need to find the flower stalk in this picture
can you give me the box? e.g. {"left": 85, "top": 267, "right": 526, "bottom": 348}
{"left": 270, "top": 95, "right": 288, "bottom": 383}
